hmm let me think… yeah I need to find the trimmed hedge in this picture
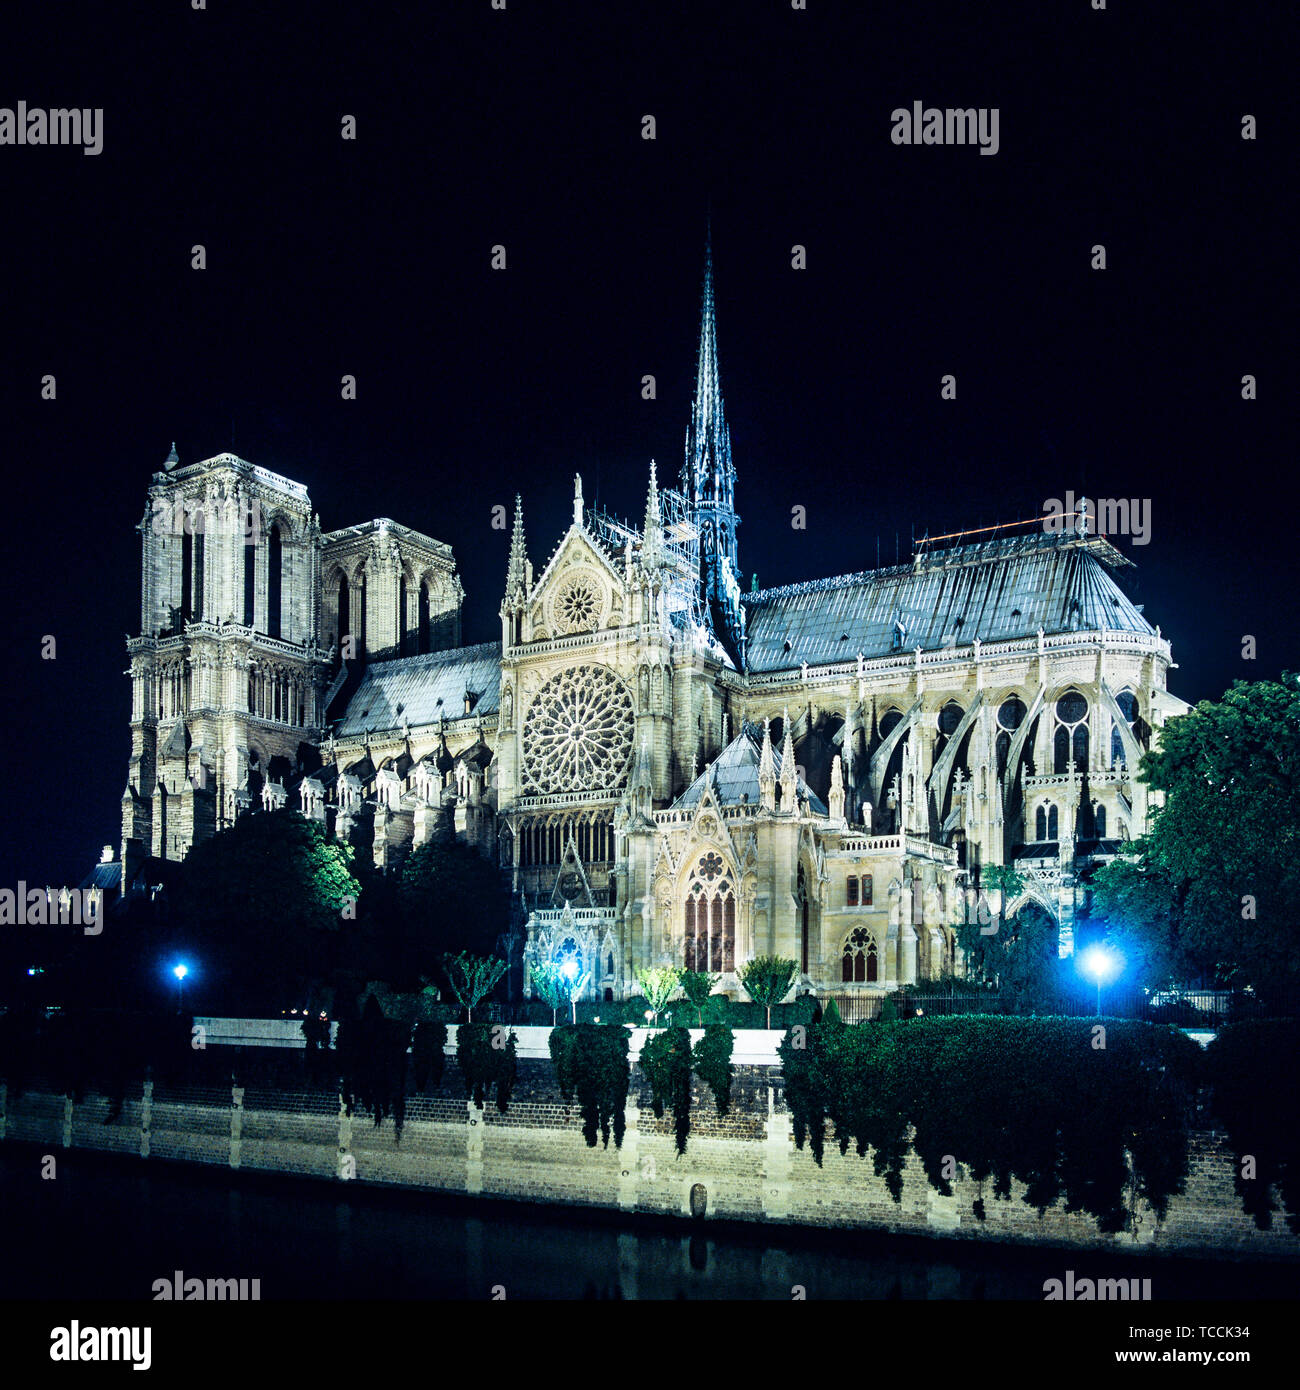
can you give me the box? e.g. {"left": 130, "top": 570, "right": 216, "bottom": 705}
{"left": 641, "top": 1025, "right": 694, "bottom": 1155}
{"left": 456, "top": 1022, "right": 517, "bottom": 1112}
{"left": 779, "top": 1014, "right": 1202, "bottom": 1232}
{"left": 550, "top": 1023, "right": 629, "bottom": 1148}
{"left": 1205, "top": 1019, "right": 1300, "bottom": 1233}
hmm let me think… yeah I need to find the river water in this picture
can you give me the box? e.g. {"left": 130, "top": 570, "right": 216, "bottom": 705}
{"left": 2, "top": 1146, "right": 1292, "bottom": 1301}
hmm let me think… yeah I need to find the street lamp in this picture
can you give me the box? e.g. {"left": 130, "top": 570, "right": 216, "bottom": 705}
{"left": 561, "top": 957, "right": 579, "bottom": 1024}
{"left": 172, "top": 962, "right": 189, "bottom": 1015}
{"left": 1079, "top": 944, "right": 1122, "bottom": 1016}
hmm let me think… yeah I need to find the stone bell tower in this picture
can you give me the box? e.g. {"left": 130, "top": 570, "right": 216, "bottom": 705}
{"left": 122, "top": 445, "right": 333, "bottom": 883}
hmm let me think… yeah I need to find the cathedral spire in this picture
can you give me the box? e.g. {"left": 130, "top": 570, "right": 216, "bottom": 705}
{"left": 504, "top": 494, "right": 528, "bottom": 602}
{"left": 641, "top": 459, "right": 663, "bottom": 570}
{"left": 682, "top": 226, "right": 746, "bottom": 665}
{"left": 683, "top": 227, "right": 732, "bottom": 505}
{"left": 758, "top": 716, "right": 776, "bottom": 811}
{"left": 646, "top": 457, "right": 661, "bottom": 527}
{"left": 779, "top": 711, "right": 797, "bottom": 813}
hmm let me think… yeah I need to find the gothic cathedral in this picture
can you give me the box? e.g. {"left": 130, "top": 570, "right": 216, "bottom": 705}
{"left": 122, "top": 242, "right": 1188, "bottom": 1002}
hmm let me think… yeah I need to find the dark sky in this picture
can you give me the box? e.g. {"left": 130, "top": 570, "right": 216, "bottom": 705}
{"left": 1, "top": 1, "right": 1291, "bottom": 885}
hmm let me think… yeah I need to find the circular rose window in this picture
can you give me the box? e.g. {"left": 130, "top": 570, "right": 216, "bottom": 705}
{"left": 522, "top": 664, "right": 634, "bottom": 794}
{"left": 553, "top": 574, "right": 602, "bottom": 634}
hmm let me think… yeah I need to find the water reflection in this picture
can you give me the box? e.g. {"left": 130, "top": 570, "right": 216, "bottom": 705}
{"left": 2, "top": 1149, "right": 1293, "bottom": 1302}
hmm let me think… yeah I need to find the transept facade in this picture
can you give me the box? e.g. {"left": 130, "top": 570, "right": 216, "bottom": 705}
{"left": 121, "top": 248, "right": 1188, "bottom": 1002}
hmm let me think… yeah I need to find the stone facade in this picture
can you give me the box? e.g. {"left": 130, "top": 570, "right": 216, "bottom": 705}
{"left": 3, "top": 1059, "right": 1290, "bottom": 1262}
{"left": 119, "top": 248, "right": 1189, "bottom": 1001}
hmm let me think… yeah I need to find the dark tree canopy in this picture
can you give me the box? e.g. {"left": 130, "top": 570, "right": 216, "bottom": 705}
{"left": 1092, "top": 675, "right": 1300, "bottom": 990}
{"left": 956, "top": 895, "right": 1061, "bottom": 999}
{"left": 171, "top": 809, "right": 360, "bottom": 1013}
{"left": 396, "top": 830, "right": 512, "bottom": 980}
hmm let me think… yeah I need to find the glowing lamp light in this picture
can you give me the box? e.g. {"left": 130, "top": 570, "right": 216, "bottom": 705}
{"left": 644, "top": 1010, "right": 654, "bottom": 1023}
{"left": 171, "top": 961, "right": 192, "bottom": 1015}
{"left": 1080, "top": 945, "right": 1121, "bottom": 986}
{"left": 561, "top": 958, "right": 578, "bottom": 981}
{"left": 1079, "top": 943, "right": 1123, "bottom": 1014}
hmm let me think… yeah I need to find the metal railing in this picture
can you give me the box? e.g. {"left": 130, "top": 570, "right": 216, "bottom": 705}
{"left": 818, "top": 988, "right": 1293, "bottom": 1027}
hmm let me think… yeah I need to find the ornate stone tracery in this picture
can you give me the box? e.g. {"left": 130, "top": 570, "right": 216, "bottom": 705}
{"left": 551, "top": 572, "right": 603, "bottom": 634}
{"left": 522, "top": 663, "right": 633, "bottom": 794}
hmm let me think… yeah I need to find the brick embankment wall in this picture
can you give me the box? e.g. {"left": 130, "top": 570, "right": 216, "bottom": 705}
{"left": 1, "top": 1057, "right": 1295, "bottom": 1262}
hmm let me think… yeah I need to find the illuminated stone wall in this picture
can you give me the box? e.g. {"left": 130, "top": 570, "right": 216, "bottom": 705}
{"left": 2, "top": 1057, "right": 1295, "bottom": 1262}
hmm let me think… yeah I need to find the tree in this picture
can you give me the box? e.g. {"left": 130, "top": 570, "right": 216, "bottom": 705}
{"left": 530, "top": 958, "right": 588, "bottom": 1024}
{"left": 956, "top": 865, "right": 1060, "bottom": 1001}
{"left": 678, "top": 970, "right": 720, "bottom": 1026}
{"left": 636, "top": 965, "right": 682, "bottom": 1026}
{"left": 1091, "top": 675, "right": 1300, "bottom": 991}
{"left": 740, "top": 955, "right": 798, "bottom": 1028}
{"left": 442, "top": 952, "right": 507, "bottom": 1022}
{"left": 529, "top": 961, "right": 569, "bottom": 1026}
{"left": 397, "top": 832, "right": 511, "bottom": 975}
{"left": 957, "top": 864, "right": 1022, "bottom": 984}
{"left": 998, "top": 903, "right": 1063, "bottom": 1003}
{"left": 170, "top": 809, "right": 360, "bottom": 1014}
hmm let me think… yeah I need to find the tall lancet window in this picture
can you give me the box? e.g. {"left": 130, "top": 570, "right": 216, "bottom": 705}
{"left": 336, "top": 573, "right": 350, "bottom": 659}
{"left": 358, "top": 574, "right": 367, "bottom": 659}
{"left": 842, "top": 927, "right": 878, "bottom": 983}
{"left": 267, "top": 523, "right": 283, "bottom": 640}
{"left": 243, "top": 533, "right": 256, "bottom": 628}
{"left": 192, "top": 524, "right": 204, "bottom": 621}
{"left": 181, "top": 523, "right": 192, "bottom": 622}
{"left": 683, "top": 851, "right": 735, "bottom": 973}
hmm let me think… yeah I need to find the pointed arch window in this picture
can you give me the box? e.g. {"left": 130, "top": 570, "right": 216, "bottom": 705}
{"left": 1053, "top": 690, "right": 1089, "bottom": 774}
{"left": 335, "top": 574, "right": 350, "bottom": 659}
{"left": 996, "top": 730, "right": 1010, "bottom": 779}
{"left": 841, "top": 927, "right": 877, "bottom": 983}
{"left": 1111, "top": 689, "right": 1140, "bottom": 768}
{"left": 267, "top": 523, "right": 283, "bottom": 640}
{"left": 357, "top": 574, "right": 367, "bottom": 659}
{"left": 684, "top": 855, "right": 735, "bottom": 973}
{"left": 1048, "top": 804, "right": 1059, "bottom": 840}
{"left": 243, "top": 537, "right": 256, "bottom": 628}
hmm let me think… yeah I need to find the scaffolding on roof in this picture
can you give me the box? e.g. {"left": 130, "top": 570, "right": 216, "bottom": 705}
{"left": 586, "top": 484, "right": 710, "bottom": 632}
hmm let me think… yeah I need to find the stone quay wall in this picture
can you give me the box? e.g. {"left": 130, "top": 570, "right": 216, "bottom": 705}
{"left": 1, "top": 1024, "right": 1295, "bottom": 1263}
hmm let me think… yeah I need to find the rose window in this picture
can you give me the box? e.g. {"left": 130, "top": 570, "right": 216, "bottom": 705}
{"left": 554, "top": 575, "right": 602, "bottom": 634}
{"left": 522, "top": 664, "right": 634, "bottom": 794}
{"left": 698, "top": 851, "right": 724, "bottom": 882}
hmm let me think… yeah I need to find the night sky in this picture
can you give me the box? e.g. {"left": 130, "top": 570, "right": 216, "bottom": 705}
{"left": 1, "top": 1, "right": 1291, "bottom": 886}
